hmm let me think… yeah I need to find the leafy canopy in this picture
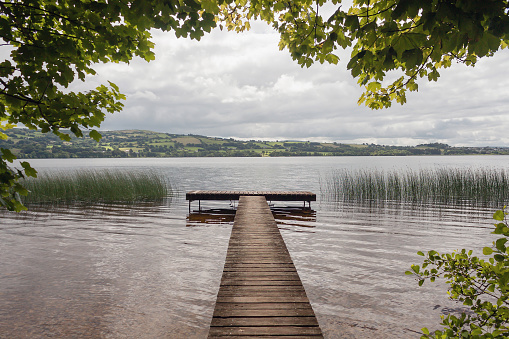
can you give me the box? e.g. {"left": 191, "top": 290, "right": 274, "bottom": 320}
{"left": 1, "top": 0, "right": 508, "bottom": 210}
{"left": 0, "top": 0, "right": 218, "bottom": 210}
{"left": 220, "top": 0, "right": 509, "bottom": 109}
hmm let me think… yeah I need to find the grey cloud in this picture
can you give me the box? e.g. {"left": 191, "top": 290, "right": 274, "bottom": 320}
{"left": 75, "top": 22, "right": 509, "bottom": 146}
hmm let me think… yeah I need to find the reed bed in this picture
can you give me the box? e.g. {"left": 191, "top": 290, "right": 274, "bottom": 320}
{"left": 22, "top": 169, "right": 170, "bottom": 204}
{"left": 325, "top": 167, "right": 509, "bottom": 205}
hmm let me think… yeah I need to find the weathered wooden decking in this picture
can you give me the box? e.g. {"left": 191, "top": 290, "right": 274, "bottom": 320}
{"left": 208, "top": 196, "right": 323, "bottom": 338}
{"left": 186, "top": 190, "right": 316, "bottom": 211}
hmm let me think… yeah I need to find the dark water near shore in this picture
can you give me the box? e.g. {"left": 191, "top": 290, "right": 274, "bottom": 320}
{"left": 1, "top": 156, "right": 508, "bottom": 338}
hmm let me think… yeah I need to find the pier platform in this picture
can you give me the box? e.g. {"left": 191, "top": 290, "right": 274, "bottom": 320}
{"left": 208, "top": 195, "right": 323, "bottom": 338}
{"left": 186, "top": 190, "right": 316, "bottom": 210}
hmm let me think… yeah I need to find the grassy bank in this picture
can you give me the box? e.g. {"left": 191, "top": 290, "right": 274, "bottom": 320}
{"left": 325, "top": 167, "right": 509, "bottom": 205}
{"left": 22, "top": 169, "right": 170, "bottom": 204}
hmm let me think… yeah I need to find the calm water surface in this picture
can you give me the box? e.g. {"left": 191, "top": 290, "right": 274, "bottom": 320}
{"left": 1, "top": 156, "right": 508, "bottom": 338}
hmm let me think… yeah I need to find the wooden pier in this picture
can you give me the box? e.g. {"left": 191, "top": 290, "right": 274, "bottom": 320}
{"left": 186, "top": 190, "right": 316, "bottom": 211}
{"left": 208, "top": 195, "right": 323, "bottom": 338}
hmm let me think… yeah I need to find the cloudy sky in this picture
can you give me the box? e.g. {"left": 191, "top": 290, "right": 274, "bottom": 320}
{"left": 81, "top": 21, "right": 509, "bottom": 147}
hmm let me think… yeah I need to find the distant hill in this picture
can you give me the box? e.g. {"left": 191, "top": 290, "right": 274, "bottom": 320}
{"left": 1, "top": 129, "right": 508, "bottom": 158}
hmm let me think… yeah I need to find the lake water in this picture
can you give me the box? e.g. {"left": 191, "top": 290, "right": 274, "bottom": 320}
{"left": 1, "top": 156, "right": 508, "bottom": 338}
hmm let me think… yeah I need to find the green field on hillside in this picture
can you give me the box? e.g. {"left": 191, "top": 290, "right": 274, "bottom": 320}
{"left": 1, "top": 129, "right": 508, "bottom": 159}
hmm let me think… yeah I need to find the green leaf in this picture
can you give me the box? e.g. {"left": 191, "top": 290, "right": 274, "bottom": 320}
{"left": 494, "top": 210, "right": 505, "bottom": 221}
{"left": 393, "top": 33, "right": 427, "bottom": 55}
{"left": 200, "top": 0, "right": 220, "bottom": 14}
{"left": 347, "top": 50, "right": 365, "bottom": 70}
{"left": 345, "top": 15, "right": 359, "bottom": 30}
{"left": 20, "top": 162, "right": 37, "bottom": 178}
{"left": 483, "top": 247, "right": 493, "bottom": 255}
{"left": 496, "top": 238, "right": 508, "bottom": 252}
{"left": 366, "top": 81, "right": 381, "bottom": 92}
{"left": 485, "top": 32, "right": 501, "bottom": 51}
{"left": 381, "top": 21, "right": 398, "bottom": 35}
{"left": 402, "top": 48, "right": 423, "bottom": 69}
{"left": 108, "top": 81, "right": 120, "bottom": 93}
{"left": 471, "top": 328, "right": 482, "bottom": 336}
{"left": 474, "top": 38, "right": 490, "bottom": 57}
{"left": 383, "top": 47, "right": 396, "bottom": 69}
{"left": 89, "top": 130, "right": 102, "bottom": 142}
{"left": 391, "top": 0, "right": 411, "bottom": 20}
{"left": 1, "top": 148, "right": 16, "bottom": 162}
{"left": 406, "top": 81, "right": 418, "bottom": 92}
{"left": 500, "top": 272, "right": 509, "bottom": 287}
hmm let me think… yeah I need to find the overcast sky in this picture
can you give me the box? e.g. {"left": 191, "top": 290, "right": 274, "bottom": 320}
{"left": 79, "top": 21, "right": 509, "bottom": 147}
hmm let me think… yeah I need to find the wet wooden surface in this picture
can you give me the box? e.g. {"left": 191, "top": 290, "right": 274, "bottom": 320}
{"left": 208, "top": 196, "right": 323, "bottom": 338}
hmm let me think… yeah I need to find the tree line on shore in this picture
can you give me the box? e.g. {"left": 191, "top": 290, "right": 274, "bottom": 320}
{"left": 3, "top": 129, "right": 509, "bottom": 159}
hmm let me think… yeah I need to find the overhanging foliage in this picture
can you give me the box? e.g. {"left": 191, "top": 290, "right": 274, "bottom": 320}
{"left": 1, "top": 0, "right": 508, "bottom": 210}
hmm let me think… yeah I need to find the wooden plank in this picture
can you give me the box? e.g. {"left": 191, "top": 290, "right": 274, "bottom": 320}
{"left": 186, "top": 190, "right": 316, "bottom": 202}
{"left": 219, "top": 280, "right": 305, "bottom": 286}
{"left": 222, "top": 268, "right": 298, "bottom": 273}
{"left": 217, "top": 286, "right": 306, "bottom": 292}
{"left": 223, "top": 263, "right": 296, "bottom": 268}
{"left": 208, "top": 327, "right": 323, "bottom": 336}
{"left": 211, "top": 316, "right": 319, "bottom": 327}
{"left": 221, "top": 272, "right": 302, "bottom": 278}
{"left": 212, "top": 302, "right": 314, "bottom": 311}
{"left": 212, "top": 308, "right": 316, "bottom": 317}
{"left": 208, "top": 196, "right": 323, "bottom": 338}
{"left": 209, "top": 336, "right": 321, "bottom": 339}
{"left": 217, "top": 291, "right": 310, "bottom": 298}
{"left": 215, "top": 296, "right": 311, "bottom": 303}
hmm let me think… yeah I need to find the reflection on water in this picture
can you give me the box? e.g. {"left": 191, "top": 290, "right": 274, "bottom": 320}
{"left": 187, "top": 206, "right": 317, "bottom": 229}
{"left": 272, "top": 207, "right": 317, "bottom": 223}
{"left": 1, "top": 156, "right": 507, "bottom": 338}
{"left": 187, "top": 209, "right": 236, "bottom": 226}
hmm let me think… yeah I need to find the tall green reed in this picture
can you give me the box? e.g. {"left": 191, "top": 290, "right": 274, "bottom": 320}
{"left": 325, "top": 167, "right": 509, "bottom": 206}
{"left": 22, "top": 169, "right": 170, "bottom": 204}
